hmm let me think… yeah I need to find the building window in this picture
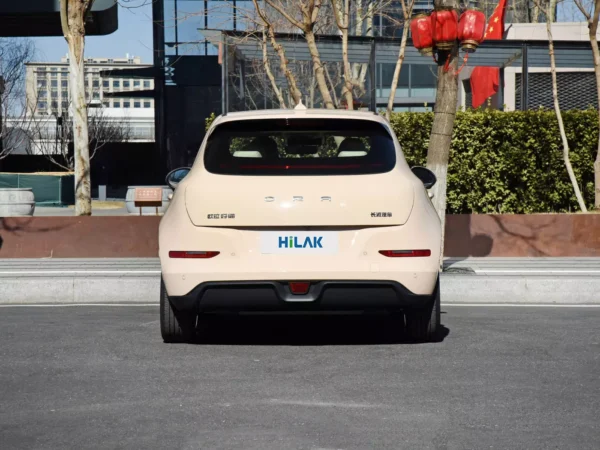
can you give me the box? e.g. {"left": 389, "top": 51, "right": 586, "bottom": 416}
{"left": 92, "top": 79, "right": 99, "bottom": 88}
{"left": 128, "top": 58, "right": 134, "bottom": 64}
{"left": 61, "top": 80, "right": 68, "bottom": 87}
{"left": 114, "top": 101, "right": 121, "bottom": 108}
{"left": 61, "top": 101, "right": 69, "bottom": 108}
{"left": 50, "top": 79, "right": 58, "bottom": 87}
{"left": 143, "top": 101, "right": 151, "bottom": 108}
{"left": 134, "top": 101, "right": 141, "bottom": 108}
{"left": 38, "top": 90, "right": 48, "bottom": 98}
{"left": 113, "top": 80, "right": 120, "bottom": 88}
{"left": 51, "top": 67, "right": 58, "bottom": 71}
{"left": 61, "top": 90, "right": 68, "bottom": 98}
{"left": 51, "top": 71, "right": 58, "bottom": 77}
{"left": 51, "top": 100, "right": 58, "bottom": 108}
{"left": 93, "top": 91, "right": 100, "bottom": 99}
{"left": 123, "top": 101, "right": 131, "bottom": 108}
{"left": 61, "top": 67, "right": 68, "bottom": 72}
{"left": 102, "top": 80, "right": 109, "bottom": 88}
{"left": 123, "top": 80, "right": 130, "bottom": 88}
{"left": 37, "top": 79, "right": 47, "bottom": 88}
{"left": 143, "top": 80, "right": 150, "bottom": 88}
{"left": 51, "top": 91, "right": 58, "bottom": 98}
{"left": 134, "top": 80, "right": 140, "bottom": 87}
{"left": 108, "top": 58, "right": 114, "bottom": 64}
{"left": 37, "top": 101, "right": 47, "bottom": 109}
{"left": 103, "top": 101, "right": 110, "bottom": 107}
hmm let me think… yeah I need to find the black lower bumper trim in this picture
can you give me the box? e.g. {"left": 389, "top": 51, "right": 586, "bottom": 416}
{"left": 168, "top": 280, "right": 432, "bottom": 313}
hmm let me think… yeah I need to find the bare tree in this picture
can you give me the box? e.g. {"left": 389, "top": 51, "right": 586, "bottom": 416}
{"left": 28, "top": 105, "right": 132, "bottom": 171}
{"left": 331, "top": 0, "right": 355, "bottom": 109}
{"left": 253, "top": 0, "right": 302, "bottom": 106}
{"left": 0, "top": 39, "right": 37, "bottom": 160}
{"left": 60, "top": 0, "right": 94, "bottom": 216}
{"left": 532, "top": 0, "right": 588, "bottom": 211}
{"left": 575, "top": 0, "right": 600, "bottom": 209}
{"left": 385, "top": 0, "right": 416, "bottom": 121}
{"left": 261, "top": 28, "right": 288, "bottom": 108}
{"left": 263, "top": 0, "right": 336, "bottom": 109}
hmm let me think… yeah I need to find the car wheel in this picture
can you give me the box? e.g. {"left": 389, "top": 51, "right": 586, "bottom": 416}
{"left": 160, "top": 277, "right": 196, "bottom": 343}
{"left": 405, "top": 276, "right": 440, "bottom": 343}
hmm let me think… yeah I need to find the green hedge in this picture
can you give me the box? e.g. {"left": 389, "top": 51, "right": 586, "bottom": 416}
{"left": 391, "top": 109, "right": 596, "bottom": 213}
{"left": 206, "top": 109, "right": 598, "bottom": 213}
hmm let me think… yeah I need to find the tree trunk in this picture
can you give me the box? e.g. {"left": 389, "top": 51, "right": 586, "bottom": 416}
{"left": 62, "top": 0, "right": 92, "bottom": 216}
{"left": 262, "top": 29, "right": 287, "bottom": 108}
{"left": 531, "top": 5, "right": 539, "bottom": 22}
{"left": 334, "top": 0, "right": 354, "bottom": 109}
{"left": 351, "top": 0, "right": 363, "bottom": 80}
{"left": 545, "top": 7, "right": 588, "bottom": 211}
{"left": 426, "top": 0, "right": 461, "bottom": 269}
{"left": 267, "top": 26, "right": 302, "bottom": 106}
{"left": 324, "top": 63, "right": 339, "bottom": 107}
{"left": 358, "top": 3, "right": 374, "bottom": 90}
{"left": 589, "top": 2, "right": 600, "bottom": 209}
{"left": 385, "top": 23, "right": 410, "bottom": 121}
{"left": 304, "top": 30, "right": 335, "bottom": 109}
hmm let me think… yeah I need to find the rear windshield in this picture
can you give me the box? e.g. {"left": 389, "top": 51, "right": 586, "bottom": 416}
{"left": 203, "top": 118, "right": 396, "bottom": 176}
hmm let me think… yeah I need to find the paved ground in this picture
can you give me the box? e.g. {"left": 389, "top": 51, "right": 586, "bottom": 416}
{"left": 0, "top": 306, "right": 598, "bottom": 450}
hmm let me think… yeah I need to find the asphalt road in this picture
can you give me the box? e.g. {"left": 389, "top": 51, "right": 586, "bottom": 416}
{"left": 0, "top": 306, "right": 598, "bottom": 450}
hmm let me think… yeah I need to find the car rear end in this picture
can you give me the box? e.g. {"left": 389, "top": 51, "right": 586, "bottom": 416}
{"left": 159, "top": 111, "right": 441, "bottom": 315}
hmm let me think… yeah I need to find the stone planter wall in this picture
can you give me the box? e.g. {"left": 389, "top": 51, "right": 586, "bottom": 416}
{"left": 1, "top": 214, "right": 599, "bottom": 258}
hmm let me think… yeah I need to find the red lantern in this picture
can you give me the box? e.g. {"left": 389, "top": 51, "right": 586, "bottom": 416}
{"left": 458, "top": 8, "right": 486, "bottom": 52}
{"left": 410, "top": 13, "right": 434, "bottom": 56}
{"left": 431, "top": 8, "right": 458, "bottom": 51}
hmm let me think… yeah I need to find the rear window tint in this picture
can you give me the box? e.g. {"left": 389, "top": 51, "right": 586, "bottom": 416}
{"left": 203, "top": 118, "right": 396, "bottom": 176}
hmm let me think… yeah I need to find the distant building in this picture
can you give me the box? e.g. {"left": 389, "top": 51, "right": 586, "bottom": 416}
{"left": 25, "top": 54, "right": 155, "bottom": 116}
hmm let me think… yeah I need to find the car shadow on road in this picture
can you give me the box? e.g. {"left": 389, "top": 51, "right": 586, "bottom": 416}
{"left": 190, "top": 313, "right": 450, "bottom": 346}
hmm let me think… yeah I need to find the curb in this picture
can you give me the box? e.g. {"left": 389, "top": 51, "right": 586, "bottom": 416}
{"left": 1, "top": 258, "right": 599, "bottom": 305}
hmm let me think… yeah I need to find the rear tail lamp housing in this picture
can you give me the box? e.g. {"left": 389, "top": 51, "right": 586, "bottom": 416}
{"left": 168, "top": 251, "right": 220, "bottom": 259}
{"left": 379, "top": 250, "right": 431, "bottom": 258}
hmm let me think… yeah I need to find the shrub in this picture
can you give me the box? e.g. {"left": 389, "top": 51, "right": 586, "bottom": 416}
{"left": 390, "top": 108, "right": 596, "bottom": 213}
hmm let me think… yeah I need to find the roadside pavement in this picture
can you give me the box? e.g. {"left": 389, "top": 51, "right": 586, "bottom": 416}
{"left": 0, "top": 305, "right": 598, "bottom": 450}
{"left": 1, "top": 258, "right": 599, "bottom": 305}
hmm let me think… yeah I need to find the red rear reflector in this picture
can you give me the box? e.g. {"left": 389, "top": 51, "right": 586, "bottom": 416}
{"left": 289, "top": 282, "right": 310, "bottom": 295}
{"left": 169, "top": 251, "right": 220, "bottom": 259}
{"left": 379, "top": 250, "right": 431, "bottom": 258}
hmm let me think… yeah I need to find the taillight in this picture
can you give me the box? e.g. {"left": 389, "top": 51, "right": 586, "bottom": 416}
{"left": 168, "top": 251, "right": 220, "bottom": 259}
{"left": 289, "top": 282, "right": 310, "bottom": 295}
{"left": 379, "top": 250, "right": 431, "bottom": 258}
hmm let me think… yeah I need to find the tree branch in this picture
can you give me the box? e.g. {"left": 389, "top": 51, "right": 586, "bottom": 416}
{"left": 329, "top": 0, "right": 344, "bottom": 29}
{"left": 60, "top": 0, "right": 70, "bottom": 41}
{"left": 264, "top": 0, "right": 304, "bottom": 29}
{"left": 262, "top": 28, "right": 287, "bottom": 108}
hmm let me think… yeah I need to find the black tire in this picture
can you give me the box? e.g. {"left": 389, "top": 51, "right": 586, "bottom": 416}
{"left": 405, "top": 276, "right": 441, "bottom": 343}
{"left": 160, "top": 278, "right": 196, "bottom": 343}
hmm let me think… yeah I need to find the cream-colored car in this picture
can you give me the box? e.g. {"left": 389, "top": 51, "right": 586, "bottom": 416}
{"left": 159, "top": 106, "right": 442, "bottom": 343}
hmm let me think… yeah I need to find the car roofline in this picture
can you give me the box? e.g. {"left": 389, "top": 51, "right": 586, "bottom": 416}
{"left": 210, "top": 108, "right": 387, "bottom": 128}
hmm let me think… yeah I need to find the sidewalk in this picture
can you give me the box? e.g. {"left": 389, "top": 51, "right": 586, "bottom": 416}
{"left": 1, "top": 258, "right": 598, "bottom": 305}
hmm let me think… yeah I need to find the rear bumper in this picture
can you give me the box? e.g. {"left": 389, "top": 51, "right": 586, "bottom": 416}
{"left": 168, "top": 280, "right": 432, "bottom": 313}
